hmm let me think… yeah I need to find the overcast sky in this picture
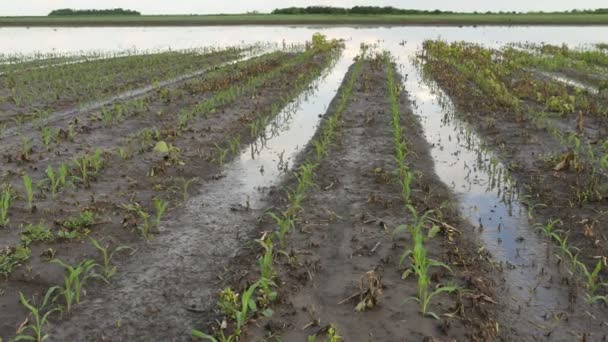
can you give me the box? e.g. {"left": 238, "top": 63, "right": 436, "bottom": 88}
{"left": 2, "top": 1, "right": 606, "bottom": 16}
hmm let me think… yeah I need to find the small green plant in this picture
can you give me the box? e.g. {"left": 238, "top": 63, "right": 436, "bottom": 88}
{"left": 0, "top": 186, "right": 12, "bottom": 226}
{"left": 46, "top": 164, "right": 68, "bottom": 198}
{"left": 15, "top": 288, "right": 62, "bottom": 342}
{"left": 20, "top": 223, "right": 54, "bottom": 246}
{"left": 217, "top": 287, "right": 239, "bottom": 319}
{"left": 153, "top": 198, "right": 169, "bottom": 227}
{"left": 192, "top": 281, "right": 262, "bottom": 341}
{"left": 122, "top": 203, "right": 153, "bottom": 240}
{"left": 90, "top": 238, "right": 133, "bottom": 279}
{"left": 177, "top": 177, "right": 197, "bottom": 202}
{"left": 21, "top": 136, "right": 32, "bottom": 160}
{"left": 73, "top": 156, "right": 91, "bottom": 187}
{"left": 228, "top": 135, "right": 241, "bottom": 156}
{"left": 51, "top": 258, "right": 100, "bottom": 313}
{"left": 574, "top": 258, "right": 607, "bottom": 294}
{"left": 268, "top": 212, "right": 294, "bottom": 248}
{"left": 256, "top": 235, "right": 278, "bottom": 304}
{"left": 214, "top": 143, "right": 229, "bottom": 167}
{"left": 58, "top": 210, "right": 95, "bottom": 240}
{"left": 535, "top": 219, "right": 563, "bottom": 241}
{"left": 0, "top": 244, "right": 31, "bottom": 276}
{"left": 41, "top": 127, "right": 53, "bottom": 150}
{"left": 397, "top": 205, "right": 454, "bottom": 319}
{"left": 23, "top": 174, "right": 35, "bottom": 211}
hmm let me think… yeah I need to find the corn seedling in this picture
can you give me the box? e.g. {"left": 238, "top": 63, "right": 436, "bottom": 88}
{"left": 21, "top": 136, "right": 32, "bottom": 160}
{"left": 46, "top": 165, "right": 68, "bottom": 198}
{"left": 229, "top": 135, "right": 241, "bottom": 156}
{"left": 51, "top": 258, "right": 100, "bottom": 313}
{"left": 256, "top": 235, "right": 278, "bottom": 304}
{"left": 90, "top": 238, "right": 133, "bottom": 279}
{"left": 153, "top": 198, "right": 169, "bottom": 227}
{"left": 15, "top": 288, "right": 62, "bottom": 342}
{"left": 177, "top": 177, "right": 198, "bottom": 202}
{"left": 268, "top": 212, "right": 294, "bottom": 248}
{"left": 0, "top": 186, "right": 12, "bottom": 226}
{"left": 534, "top": 219, "right": 563, "bottom": 241}
{"left": 122, "top": 203, "right": 153, "bottom": 240}
{"left": 41, "top": 127, "right": 53, "bottom": 150}
{"left": 397, "top": 205, "right": 453, "bottom": 319}
{"left": 23, "top": 174, "right": 35, "bottom": 211}
{"left": 214, "top": 143, "right": 229, "bottom": 167}
{"left": 573, "top": 258, "right": 608, "bottom": 294}
{"left": 72, "top": 156, "right": 91, "bottom": 187}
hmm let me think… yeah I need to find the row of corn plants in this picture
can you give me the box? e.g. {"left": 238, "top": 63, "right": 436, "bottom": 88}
{"left": 191, "top": 37, "right": 365, "bottom": 342}
{"left": 384, "top": 52, "right": 458, "bottom": 319}
{"left": 421, "top": 41, "right": 608, "bottom": 304}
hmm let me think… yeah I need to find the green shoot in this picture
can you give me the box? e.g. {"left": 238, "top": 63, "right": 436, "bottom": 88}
{"left": 23, "top": 174, "right": 34, "bottom": 211}
{"left": 90, "top": 238, "right": 133, "bottom": 279}
{"left": 0, "top": 186, "right": 12, "bottom": 226}
{"left": 153, "top": 198, "right": 169, "bottom": 227}
{"left": 16, "top": 288, "right": 62, "bottom": 342}
{"left": 51, "top": 258, "right": 101, "bottom": 313}
{"left": 397, "top": 205, "right": 453, "bottom": 319}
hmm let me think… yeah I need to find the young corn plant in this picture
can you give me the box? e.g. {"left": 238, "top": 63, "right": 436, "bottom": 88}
{"left": 397, "top": 205, "right": 455, "bottom": 319}
{"left": 72, "top": 156, "right": 91, "bottom": 187}
{"left": 16, "top": 288, "right": 62, "bottom": 342}
{"left": 23, "top": 174, "right": 35, "bottom": 211}
{"left": 153, "top": 198, "right": 169, "bottom": 227}
{"left": 122, "top": 203, "right": 153, "bottom": 240}
{"left": 45, "top": 165, "right": 68, "bottom": 198}
{"left": 256, "top": 235, "right": 278, "bottom": 304}
{"left": 192, "top": 281, "right": 262, "bottom": 341}
{"left": 51, "top": 258, "right": 101, "bottom": 313}
{"left": 214, "top": 143, "right": 229, "bottom": 167}
{"left": 0, "top": 186, "right": 12, "bottom": 226}
{"left": 573, "top": 257, "right": 608, "bottom": 295}
{"left": 268, "top": 212, "right": 294, "bottom": 248}
{"left": 90, "top": 238, "right": 133, "bottom": 280}
{"left": 41, "top": 127, "right": 53, "bottom": 151}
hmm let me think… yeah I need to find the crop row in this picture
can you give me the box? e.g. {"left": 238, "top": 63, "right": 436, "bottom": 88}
{"left": 192, "top": 35, "right": 358, "bottom": 341}
{"left": 421, "top": 40, "right": 607, "bottom": 303}
{"left": 0, "top": 45, "right": 255, "bottom": 126}
{"left": 1, "top": 34, "right": 344, "bottom": 341}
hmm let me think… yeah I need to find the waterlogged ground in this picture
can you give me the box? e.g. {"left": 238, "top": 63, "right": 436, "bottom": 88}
{"left": 0, "top": 26, "right": 607, "bottom": 341}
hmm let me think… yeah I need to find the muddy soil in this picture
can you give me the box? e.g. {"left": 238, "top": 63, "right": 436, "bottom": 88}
{"left": 423, "top": 58, "right": 608, "bottom": 340}
{"left": 197, "top": 59, "right": 500, "bottom": 341}
{"left": 0, "top": 49, "right": 334, "bottom": 340}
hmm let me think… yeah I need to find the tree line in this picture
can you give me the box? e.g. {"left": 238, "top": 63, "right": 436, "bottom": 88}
{"left": 48, "top": 8, "right": 141, "bottom": 16}
{"left": 271, "top": 6, "right": 608, "bottom": 15}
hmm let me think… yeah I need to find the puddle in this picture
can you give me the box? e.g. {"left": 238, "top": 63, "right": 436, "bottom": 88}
{"left": 398, "top": 47, "right": 605, "bottom": 337}
{"left": 538, "top": 70, "right": 600, "bottom": 93}
{"left": 48, "top": 51, "right": 352, "bottom": 341}
{"left": 193, "top": 52, "right": 350, "bottom": 208}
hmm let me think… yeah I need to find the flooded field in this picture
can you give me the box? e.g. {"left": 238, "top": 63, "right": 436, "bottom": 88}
{"left": 1, "top": 26, "right": 607, "bottom": 341}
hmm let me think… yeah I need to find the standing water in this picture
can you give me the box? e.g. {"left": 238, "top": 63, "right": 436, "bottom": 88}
{"left": 397, "top": 45, "right": 607, "bottom": 338}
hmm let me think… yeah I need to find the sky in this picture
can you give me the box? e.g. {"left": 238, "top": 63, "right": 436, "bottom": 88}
{"left": 1, "top": 1, "right": 606, "bottom": 16}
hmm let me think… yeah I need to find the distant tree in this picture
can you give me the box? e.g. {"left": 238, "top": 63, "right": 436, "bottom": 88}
{"left": 48, "top": 8, "right": 141, "bottom": 16}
